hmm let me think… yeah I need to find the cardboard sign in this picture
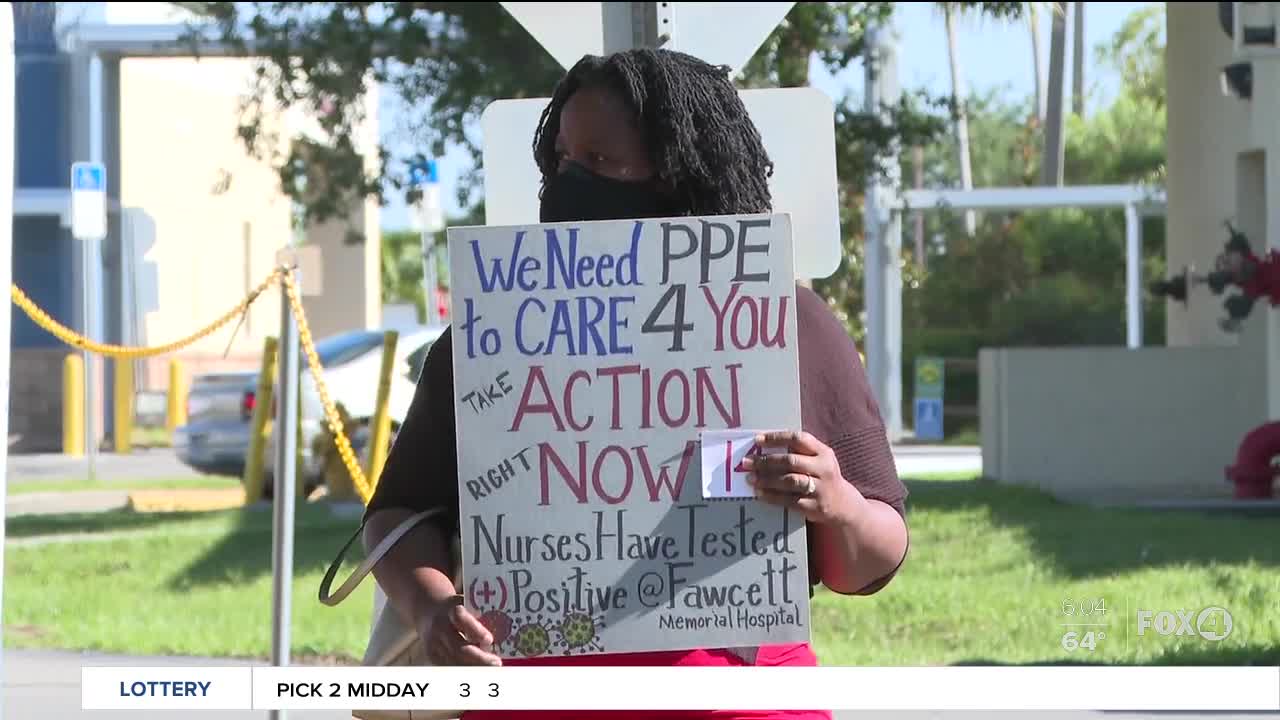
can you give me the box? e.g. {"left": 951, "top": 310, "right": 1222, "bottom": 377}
{"left": 448, "top": 213, "right": 810, "bottom": 659}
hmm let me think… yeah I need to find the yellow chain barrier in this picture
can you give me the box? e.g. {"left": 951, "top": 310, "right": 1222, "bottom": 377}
{"left": 12, "top": 272, "right": 281, "bottom": 359}
{"left": 280, "top": 271, "right": 374, "bottom": 504}
{"left": 11, "top": 265, "right": 375, "bottom": 504}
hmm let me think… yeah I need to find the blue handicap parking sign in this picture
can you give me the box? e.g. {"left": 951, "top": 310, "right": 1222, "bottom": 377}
{"left": 72, "top": 162, "right": 106, "bottom": 192}
{"left": 914, "top": 397, "right": 944, "bottom": 441}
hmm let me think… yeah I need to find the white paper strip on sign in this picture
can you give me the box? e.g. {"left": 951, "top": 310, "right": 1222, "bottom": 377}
{"left": 700, "top": 429, "right": 786, "bottom": 500}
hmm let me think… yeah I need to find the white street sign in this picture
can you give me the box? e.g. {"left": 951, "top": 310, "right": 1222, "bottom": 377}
{"left": 500, "top": 2, "right": 795, "bottom": 75}
{"left": 409, "top": 159, "right": 445, "bottom": 233}
{"left": 71, "top": 161, "right": 107, "bottom": 241}
{"left": 499, "top": 2, "right": 607, "bottom": 71}
{"left": 663, "top": 2, "right": 795, "bottom": 73}
{"left": 481, "top": 87, "right": 841, "bottom": 279}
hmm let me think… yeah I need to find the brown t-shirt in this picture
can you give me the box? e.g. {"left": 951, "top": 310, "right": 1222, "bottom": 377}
{"left": 366, "top": 285, "right": 908, "bottom": 594}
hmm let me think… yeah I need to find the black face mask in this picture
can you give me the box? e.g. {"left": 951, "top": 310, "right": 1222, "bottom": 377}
{"left": 539, "top": 161, "right": 672, "bottom": 223}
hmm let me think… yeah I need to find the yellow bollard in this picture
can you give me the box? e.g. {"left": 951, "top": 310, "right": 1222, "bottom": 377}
{"left": 243, "top": 336, "right": 279, "bottom": 503}
{"left": 113, "top": 360, "right": 134, "bottom": 454}
{"left": 365, "top": 331, "right": 399, "bottom": 491}
{"left": 63, "top": 355, "right": 84, "bottom": 457}
{"left": 166, "top": 359, "right": 188, "bottom": 434}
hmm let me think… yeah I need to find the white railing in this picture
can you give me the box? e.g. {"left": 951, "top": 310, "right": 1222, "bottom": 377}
{"left": 894, "top": 185, "right": 1167, "bottom": 350}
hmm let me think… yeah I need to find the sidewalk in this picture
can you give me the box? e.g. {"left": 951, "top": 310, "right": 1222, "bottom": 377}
{"left": 6, "top": 490, "right": 131, "bottom": 517}
{"left": 7, "top": 448, "right": 192, "bottom": 484}
{"left": 892, "top": 445, "right": 982, "bottom": 477}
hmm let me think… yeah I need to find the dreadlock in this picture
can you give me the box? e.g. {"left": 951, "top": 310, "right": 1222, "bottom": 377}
{"left": 532, "top": 48, "right": 774, "bottom": 216}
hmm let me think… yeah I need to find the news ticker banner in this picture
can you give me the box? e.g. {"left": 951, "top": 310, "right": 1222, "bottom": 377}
{"left": 82, "top": 666, "right": 1280, "bottom": 712}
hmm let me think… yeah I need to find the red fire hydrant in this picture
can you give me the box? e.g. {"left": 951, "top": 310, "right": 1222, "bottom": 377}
{"left": 1200, "top": 223, "right": 1280, "bottom": 330}
{"left": 1225, "top": 422, "right": 1280, "bottom": 499}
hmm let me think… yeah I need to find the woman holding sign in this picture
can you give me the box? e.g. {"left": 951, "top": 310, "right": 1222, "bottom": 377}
{"left": 362, "top": 48, "right": 910, "bottom": 719}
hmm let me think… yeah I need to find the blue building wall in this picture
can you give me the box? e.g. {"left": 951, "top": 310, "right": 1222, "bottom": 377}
{"left": 12, "top": 1, "right": 76, "bottom": 350}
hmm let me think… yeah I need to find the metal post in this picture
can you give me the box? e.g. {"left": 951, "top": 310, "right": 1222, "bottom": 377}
{"left": 270, "top": 270, "right": 300, "bottom": 720}
{"left": 863, "top": 25, "right": 904, "bottom": 440}
{"left": 943, "top": 6, "right": 976, "bottom": 236}
{"left": 602, "top": 2, "right": 637, "bottom": 52}
{"left": 1, "top": 2, "right": 16, "bottom": 696}
{"left": 1125, "top": 203, "right": 1142, "bottom": 349}
{"left": 82, "top": 51, "right": 105, "bottom": 477}
{"left": 603, "top": 1, "right": 659, "bottom": 53}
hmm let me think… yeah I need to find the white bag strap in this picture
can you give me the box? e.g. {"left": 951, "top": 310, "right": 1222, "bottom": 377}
{"left": 319, "top": 508, "right": 443, "bottom": 607}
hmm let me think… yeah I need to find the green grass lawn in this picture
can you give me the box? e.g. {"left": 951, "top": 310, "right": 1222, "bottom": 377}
{"left": 4, "top": 476, "right": 1277, "bottom": 666}
{"left": 7, "top": 476, "right": 239, "bottom": 496}
{"left": 4, "top": 504, "right": 369, "bottom": 661}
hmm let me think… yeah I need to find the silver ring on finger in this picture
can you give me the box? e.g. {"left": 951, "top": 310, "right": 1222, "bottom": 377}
{"left": 802, "top": 475, "right": 817, "bottom": 497}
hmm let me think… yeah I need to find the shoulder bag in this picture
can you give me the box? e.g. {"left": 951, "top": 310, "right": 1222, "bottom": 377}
{"left": 319, "top": 508, "right": 463, "bottom": 720}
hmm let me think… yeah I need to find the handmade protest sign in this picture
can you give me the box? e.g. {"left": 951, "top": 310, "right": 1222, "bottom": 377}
{"left": 447, "top": 213, "right": 809, "bottom": 658}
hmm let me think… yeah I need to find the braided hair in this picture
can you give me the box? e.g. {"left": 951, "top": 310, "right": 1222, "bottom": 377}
{"left": 532, "top": 48, "right": 774, "bottom": 216}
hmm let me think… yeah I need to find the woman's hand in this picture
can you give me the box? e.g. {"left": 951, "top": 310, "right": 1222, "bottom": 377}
{"left": 740, "top": 430, "right": 865, "bottom": 528}
{"left": 417, "top": 595, "right": 503, "bottom": 666}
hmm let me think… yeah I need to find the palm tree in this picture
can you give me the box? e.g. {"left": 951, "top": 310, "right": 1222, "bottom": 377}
{"left": 941, "top": 3, "right": 1048, "bottom": 227}
{"left": 1072, "top": 2, "right": 1085, "bottom": 116}
{"left": 1030, "top": 3, "right": 1047, "bottom": 120}
{"left": 943, "top": 3, "right": 977, "bottom": 236}
{"left": 1042, "top": 2, "right": 1067, "bottom": 186}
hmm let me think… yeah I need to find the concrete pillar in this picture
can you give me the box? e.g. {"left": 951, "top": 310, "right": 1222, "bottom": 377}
{"left": 296, "top": 77, "right": 382, "bottom": 337}
{"left": 1233, "top": 151, "right": 1269, "bottom": 426}
{"left": 299, "top": 199, "right": 382, "bottom": 338}
{"left": 1165, "top": 2, "right": 1249, "bottom": 348}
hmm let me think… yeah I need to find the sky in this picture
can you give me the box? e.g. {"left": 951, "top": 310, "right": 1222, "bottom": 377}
{"left": 380, "top": 1, "right": 1158, "bottom": 231}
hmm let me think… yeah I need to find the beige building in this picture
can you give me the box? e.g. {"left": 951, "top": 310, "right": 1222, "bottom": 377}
{"left": 120, "top": 56, "right": 382, "bottom": 390}
{"left": 981, "top": 2, "right": 1280, "bottom": 503}
{"left": 11, "top": 3, "right": 381, "bottom": 452}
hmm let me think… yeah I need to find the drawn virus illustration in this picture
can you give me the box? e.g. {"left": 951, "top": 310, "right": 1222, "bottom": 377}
{"left": 554, "top": 611, "right": 606, "bottom": 654}
{"left": 479, "top": 609, "right": 514, "bottom": 647}
{"left": 512, "top": 620, "right": 552, "bottom": 657}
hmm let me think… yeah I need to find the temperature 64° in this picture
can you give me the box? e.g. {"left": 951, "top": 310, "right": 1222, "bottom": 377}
{"left": 1061, "top": 630, "right": 1106, "bottom": 652}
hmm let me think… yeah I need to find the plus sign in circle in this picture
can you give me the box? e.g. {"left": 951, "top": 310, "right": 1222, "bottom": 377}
{"left": 468, "top": 576, "right": 509, "bottom": 610}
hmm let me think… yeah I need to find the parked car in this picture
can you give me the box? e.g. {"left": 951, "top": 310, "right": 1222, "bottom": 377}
{"left": 173, "top": 326, "right": 445, "bottom": 493}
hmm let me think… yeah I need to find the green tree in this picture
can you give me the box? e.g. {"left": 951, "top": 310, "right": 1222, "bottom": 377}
{"left": 381, "top": 203, "right": 484, "bottom": 320}
{"left": 181, "top": 1, "right": 1038, "bottom": 351}
{"left": 890, "top": 5, "right": 1166, "bottom": 435}
{"left": 381, "top": 229, "right": 426, "bottom": 321}
{"left": 187, "top": 2, "right": 565, "bottom": 230}
{"left": 184, "top": 2, "right": 1021, "bottom": 238}
{"left": 1094, "top": 4, "right": 1165, "bottom": 111}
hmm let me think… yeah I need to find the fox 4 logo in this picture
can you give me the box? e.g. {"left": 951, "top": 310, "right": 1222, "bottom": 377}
{"left": 1136, "top": 607, "right": 1233, "bottom": 641}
